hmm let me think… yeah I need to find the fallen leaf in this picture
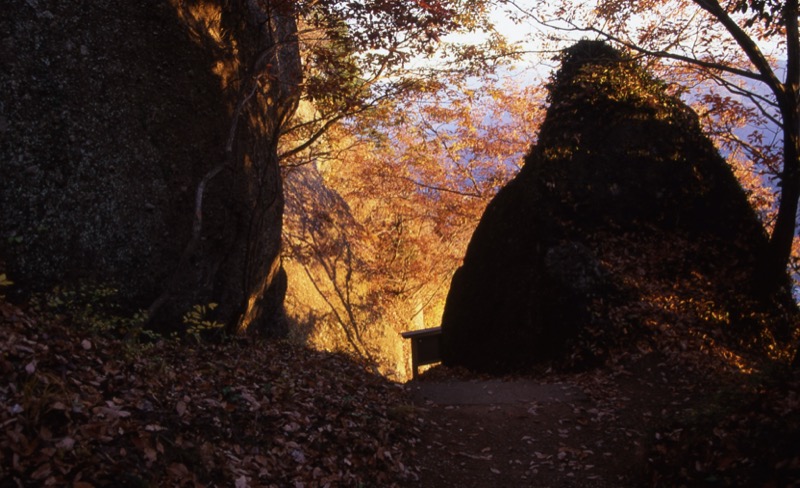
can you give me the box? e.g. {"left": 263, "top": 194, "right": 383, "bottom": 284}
{"left": 30, "top": 462, "right": 51, "bottom": 480}
{"left": 167, "top": 463, "right": 189, "bottom": 478}
{"left": 56, "top": 437, "right": 75, "bottom": 450}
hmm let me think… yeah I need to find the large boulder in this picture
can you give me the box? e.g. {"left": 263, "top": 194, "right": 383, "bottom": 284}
{"left": 1, "top": 1, "right": 299, "bottom": 334}
{"left": 1, "top": 1, "right": 219, "bottom": 302}
{"left": 440, "top": 41, "right": 788, "bottom": 373}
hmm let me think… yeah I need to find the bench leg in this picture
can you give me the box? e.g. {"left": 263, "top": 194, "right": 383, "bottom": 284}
{"left": 410, "top": 341, "right": 419, "bottom": 379}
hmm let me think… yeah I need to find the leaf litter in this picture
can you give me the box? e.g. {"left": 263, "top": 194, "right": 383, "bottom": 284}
{"left": 0, "top": 299, "right": 419, "bottom": 487}
{"left": 3, "top": 239, "right": 800, "bottom": 488}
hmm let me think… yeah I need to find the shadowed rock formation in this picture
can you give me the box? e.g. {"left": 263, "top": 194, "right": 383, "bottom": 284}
{"left": 1, "top": 1, "right": 299, "bottom": 335}
{"left": 440, "top": 41, "right": 793, "bottom": 373}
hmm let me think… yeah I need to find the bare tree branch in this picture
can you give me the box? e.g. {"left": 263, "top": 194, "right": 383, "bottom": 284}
{"left": 380, "top": 171, "right": 485, "bottom": 198}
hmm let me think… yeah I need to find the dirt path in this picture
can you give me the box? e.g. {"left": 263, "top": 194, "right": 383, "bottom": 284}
{"left": 402, "top": 355, "right": 710, "bottom": 487}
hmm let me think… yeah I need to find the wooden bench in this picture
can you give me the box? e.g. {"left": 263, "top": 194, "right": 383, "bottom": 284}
{"left": 400, "top": 327, "right": 442, "bottom": 379}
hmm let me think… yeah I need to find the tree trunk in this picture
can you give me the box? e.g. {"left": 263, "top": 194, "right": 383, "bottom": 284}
{"left": 782, "top": 93, "right": 800, "bottom": 367}
{"left": 757, "top": 0, "right": 799, "bottom": 296}
{"left": 761, "top": 115, "right": 800, "bottom": 294}
{"left": 149, "top": 0, "right": 302, "bottom": 336}
{"left": 225, "top": 2, "right": 301, "bottom": 336}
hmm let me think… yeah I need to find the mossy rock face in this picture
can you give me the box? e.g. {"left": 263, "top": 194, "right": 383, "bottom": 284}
{"left": 1, "top": 1, "right": 293, "bottom": 333}
{"left": 1, "top": 1, "right": 227, "bottom": 304}
{"left": 440, "top": 41, "right": 775, "bottom": 373}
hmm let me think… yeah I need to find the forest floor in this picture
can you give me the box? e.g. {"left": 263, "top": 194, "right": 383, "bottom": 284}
{"left": 401, "top": 355, "right": 713, "bottom": 487}
{"left": 2, "top": 295, "right": 799, "bottom": 487}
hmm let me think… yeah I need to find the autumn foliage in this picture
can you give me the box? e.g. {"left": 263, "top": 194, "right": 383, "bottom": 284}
{"left": 2, "top": 0, "right": 800, "bottom": 486}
